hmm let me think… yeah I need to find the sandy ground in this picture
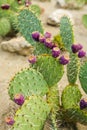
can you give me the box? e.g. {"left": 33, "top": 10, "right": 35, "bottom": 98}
{"left": 0, "top": 0, "right": 87, "bottom": 129}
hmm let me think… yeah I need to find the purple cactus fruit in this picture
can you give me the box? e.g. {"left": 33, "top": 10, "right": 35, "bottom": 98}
{"left": 78, "top": 50, "right": 86, "bottom": 58}
{"left": 44, "top": 32, "right": 51, "bottom": 38}
{"left": 32, "top": 31, "right": 40, "bottom": 41}
{"left": 5, "top": 117, "right": 15, "bottom": 125}
{"left": 44, "top": 38, "right": 53, "bottom": 49}
{"left": 14, "top": 94, "right": 25, "bottom": 106}
{"left": 59, "top": 55, "right": 69, "bottom": 65}
{"left": 71, "top": 44, "right": 83, "bottom": 53}
{"left": 52, "top": 47, "right": 60, "bottom": 58}
{"left": 28, "top": 55, "right": 37, "bottom": 64}
{"left": 39, "top": 34, "right": 45, "bottom": 43}
{"left": 80, "top": 99, "right": 87, "bottom": 109}
{"left": 25, "top": 0, "right": 32, "bottom": 7}
{"left": 1, "top": 4, "right": 10, "bottom": 10}
{"left": 78, "top": 44, "right": 83, "bottom": 50}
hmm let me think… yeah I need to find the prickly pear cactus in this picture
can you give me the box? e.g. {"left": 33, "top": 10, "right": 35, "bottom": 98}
{"left": 32, "top": 55, "right": 64, "bottom": 87}
{"left": 61, "top": 84, "right": 82, "bottom": 109}
{"left": 18, "top": 9, "right": 43, "bottom": 46}
{"left": 8, "top": 68, "right": 48, "bottom": 99}
{"left": 79, "top": 61, "right": 87, "bottom": 94}
{"left": 7, "top": 8, "right": 87, "bottom": 130}
{"left": 60, "top": 16, "right": 74, "bottom": 52}
{"left": 11, "top": 95, "right": 51, "bottom": 130}
{"left": 67, "top": 53, "right": 79, "bottom": 84}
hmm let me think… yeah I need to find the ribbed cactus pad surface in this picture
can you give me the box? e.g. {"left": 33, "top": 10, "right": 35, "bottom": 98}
{"left": 67, "top": 53, "right": 78, "bottom": 84}
{"left": 29, "top": 4, "right": 41, "bottom": 17}
{"left": 62, "top": 107, "right": 87, "bottom": 125}
{"left": 11, "top": 96, "right": 51, "bottom": 130}
{"left": 47, "top": 85, "right": 59, "bottom": 111}
{"left": 18, "top": 9, "right": 43, "bottom": 46}
{"left": 0, "top": 0, "right": 14, "bottom": 5}
{"left": 61, "top": 84, "right": 82, "bottom": 109}
{"left": 32, "top": 55, "right": 64, "bottom": 87}
{"left": 0, "top": 18, "right": 11, "bottom": 36}
{"left": 79, "top": 62, "right": 87, "bottom": 94}
{"left": 34, "top": 42, "right": 51, "bottom": 55}
{"left": 60, "top": 16, "right": 74, "bottom": 52}
{"left": 8, "top": 68, "right": 48, "bottom": 99}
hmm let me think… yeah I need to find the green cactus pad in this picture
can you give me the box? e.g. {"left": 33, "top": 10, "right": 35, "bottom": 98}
{"left": 29, "top": 4, "right": 41, "bottom": 17}
{"left": 47, "top": 84, "right": 59, "bottom": 111}
{"left": 62, "top": 107, "right": 87, "bottom": 125}
{"left": 61, "top": 84, "right": 82, "bottom": 109}
{"left": 0, "top": 0, "right": 14, "bottom": 5}
{"left": 9, "top": 12, "right": 18, "bottom": 31}
{"left": 32, "top": 55, "right": 64, "bottom": 87}
{"left": 18, "top": 9, "right": 43, "bottom": 46}
{"left": 11, "top": 96, "right": 51, "bottom": 130}
{"left": 34, "top": 42, "right": 51, "bottom": 55}
{"left": 67, "top": 53, "right": 79, "bottom": 84}
{"left": 65, "top": 0, "right": 85, "bottom": 9}
{"left": 60, "top": 16, "right": 74, "bottom": 52}
{"left": 79, "top": 62, "right": 87, "bottom": 94}
{"left": 0, "top": 18, "right": 11, "bottom": 36}
{"left": 8, "top": 68, "right": 48, "bottom": 99}
{"left": 82, "top": 14, "right": 87, "bottom": 28}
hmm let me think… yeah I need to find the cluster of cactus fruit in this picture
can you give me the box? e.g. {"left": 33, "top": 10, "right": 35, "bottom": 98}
{"left": 6, "top": 8, "right": 87, "bottom": 130}
{"left": 0, "top": 0, "right": 42, "bottom": 37}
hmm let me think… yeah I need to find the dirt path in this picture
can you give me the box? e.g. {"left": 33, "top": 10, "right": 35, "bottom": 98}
{"left": 0, "top": 0, "right": 87, "bottom": 129}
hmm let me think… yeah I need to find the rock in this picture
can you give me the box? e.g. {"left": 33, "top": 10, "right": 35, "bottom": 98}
{"left": 1, "top": 37, "right": 34, "bottom": 56}
{"left": 56, "top": 0, "right": 66, "bottom": 7}
{"left": 47, "top": 9, "right": 74, "bottom": 26}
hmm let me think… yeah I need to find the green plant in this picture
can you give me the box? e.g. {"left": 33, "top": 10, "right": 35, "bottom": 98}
{"left": 0, "top": 0, "right": 42, "bottom": 37}
{"left": 65, "top": 0, "right": 85, "bottom": 9}
{"left": 82, "top": 14, "right": 87, "bottom": 28}
{"left": 7, "top": 9, "right": 87, "bottom": 130}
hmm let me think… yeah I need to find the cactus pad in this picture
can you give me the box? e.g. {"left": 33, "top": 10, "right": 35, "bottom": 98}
{"left": 60, "top": 16, "right": 74, "bottom": 52}
{"left": 79, "top": 62, "right": 87, "bottom": 94}
{"left": 0, "top": 18, "right": 11, "bottom": 36}
{"left": 8, "top": 68, "right": 48, "bottom": 99}
{"left": 61, "top": 84, "right": 82, "bottom": 109}
{"left": 34, "top": 42, "right": 51, "bottom": 55}
{"left": 18, "top": 9, "right": 43, "bottom": 46}
{"left": 11, "top": 96, "right": 51, "bottom": 130}
{"left": 29, "top": 4, "right": 41, "bottom": 17}
{"left": 67, "top": 53, "right": 79, "bottom": 84}
{"left": 32, "top": 55, "right": 64, "bottom": 87}
{"left": 62, "top": 107, "right": 87, "bottom": 125}
{"left": 47, "top": 84, "right": 59, "bottom": 111}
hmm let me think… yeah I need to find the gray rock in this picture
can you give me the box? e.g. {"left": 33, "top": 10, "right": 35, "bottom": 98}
{"left": 47, "top": 9, "right": 74, "bottom": 26}
{"left": 56, "top": 0, "right": 66, "bottom": 7}
{"left": 1, "top": 37, "right": 34, "bottom": 56}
